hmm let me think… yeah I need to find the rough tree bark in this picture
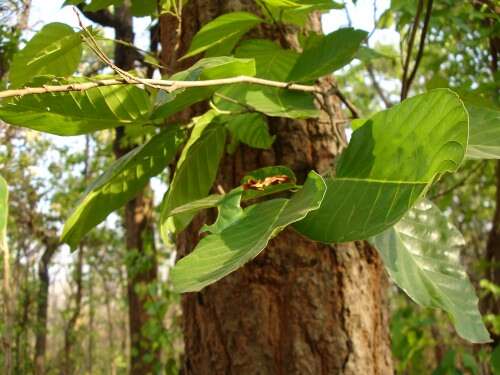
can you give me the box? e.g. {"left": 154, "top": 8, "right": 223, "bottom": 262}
{"left": 159, "top": 2, "right": 393, "bottom": 374}
{"left": 33, "top": 237, "right": 58, "bottom": 375}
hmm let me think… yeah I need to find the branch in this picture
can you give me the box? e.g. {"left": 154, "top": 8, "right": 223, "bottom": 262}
{"left": 366, "top": 63, "right": 392, "bottom": 108}
{"left": 403, "top": 0, "right": 434, "bottom": 100}
{"left": 430, "top": 161, "right": 486, "bottom": 200}
{"left": 77, "top": 3, "right": 118, "bottom": 28}
{"left": 400, "top": 0, "right": 424, "bottom": 100}
{"left": 0, "top": 76, "right": 320, "bottom": 99}
{"left": 328, "top": 85, "right": 362, "bottom": 119}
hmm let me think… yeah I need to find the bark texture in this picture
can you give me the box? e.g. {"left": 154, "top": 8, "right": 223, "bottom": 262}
{"left": 34, "top": 240, "right": 57, "bottom": 375}
{"left": 160, "top": 1, "right": 393, "bottom": 374}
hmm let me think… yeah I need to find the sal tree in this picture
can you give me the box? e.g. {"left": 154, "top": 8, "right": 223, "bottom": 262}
{"left": 0, "top": 0, "right": 498, "bottom": 374}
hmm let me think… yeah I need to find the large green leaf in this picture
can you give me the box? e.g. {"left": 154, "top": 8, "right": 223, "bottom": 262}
{"left": 295, "top": 89, "right": 468, "bottom": 243}
{"left": 370, "top": 200, "right": 491, "bottom": 343}
{"left": 9, "top": 23, "right": 82, "bottom": 88}
{"left": 0, "top": 77, "right": 151, "bottom": 136}
{"left": 131, "top": 0, "right": 156, "bottom": 16}
{"left": 235, "top": 39, "right": 298, "bottom": 80}
{"left": 213, "top": 84, "right": 319, "bottom": 119}
{"left": 465, "top": 100, "right": 500, "bottom": 159}
{"left": 181, "top": 12, "right": 263, "bottom": 59}
{"left": 62, "top": 126, "right": 185, "bottom": 249}
{"left": 160, "top": 112, "right": 226, "bottom": 239}
{"left": 288, "top": 28, "right": 367, "bottom": 82}
{"left": 85, "top": 0, "right": 122, "bottom": 11}
{"left": 152, "top": 57, "right": 256, "bottom": 120}
{"left": 164, "top": 165, "right": 297, "bottom": 224}
{"left": 0, "top": 176, "right": 8, "bottom": 250}
{"left": 225, "top": 112, "right": 274, "bottom": 149}
{"left": 170, "top": 171, "right": 326, "bottom": 293}
{"left": 259, "top": 0, "right": 343, "bottom": 26}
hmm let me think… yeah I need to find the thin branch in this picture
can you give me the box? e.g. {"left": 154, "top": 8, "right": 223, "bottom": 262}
{"left": 328, "top": 85, "right": 362, "bottom": 119}
{"left": 74, "top": 9, "right": 163, "bottom": 91}
{"left": 0, "top": 76, "right": 320, "bottom": 99}
{"left": 400, "top": 0, "right": 424, "bottom": 100}
{"left": 366, "top": 63, "right": 392, "bottom": 108}
{"left": 403, "top": 0, "right": 434, "bottom": 99}
{"left": 430, "top": 161, "right": 486, "bottom": 200}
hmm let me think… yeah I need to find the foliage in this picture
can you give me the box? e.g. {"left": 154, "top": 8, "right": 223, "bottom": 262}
{"left": 1, "top": 3, "right": 499, "bottom": 374}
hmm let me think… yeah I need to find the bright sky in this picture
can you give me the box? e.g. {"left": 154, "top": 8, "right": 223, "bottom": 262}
{"left": 26, "top": 0, "right": 400, "bottom": 287}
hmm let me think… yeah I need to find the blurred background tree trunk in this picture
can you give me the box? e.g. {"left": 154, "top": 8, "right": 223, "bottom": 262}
{"left": 159, "top": 2, "right": 393, "bottom": 374}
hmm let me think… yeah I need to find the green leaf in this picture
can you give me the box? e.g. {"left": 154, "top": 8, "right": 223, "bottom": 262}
{"left": 492, "top": 345, "right": 500, "bottom": 375}
{"left": 201, "top": 188, "right": 244, "bottom": 234}
{"left": 235, "top": 39, "right": 298, "bottom": 80}
{"left": 370, "top": 200, "right": 491, "bottom": 343}
{"left": 0, "top": 77, "right": 151, "bottom": 136}
{"left": 85, "top": 0, "right": 122, "bottom": 11}
{"left": 0, "top": 176, "right": 8, "bottom": 250}
{"left": 465, "top": 100, "right": 500, "bottom": 159}
{"left": 152, "top": 57, "right": 256, "bottom": 120}
{"left": 295, "top": 89, "right": 468, "bottom": 243}
{"left": 170, "top": 171, "right": 326, "bottom": 293}
{"left": 225, "top": 112, "right": 275, "bottom": 149}
{"left": 164, "top": 165, "right": 297, "bottom": 223}
{"left": 131, "top": 0, "right": 156, "bottom": 16}
{"left": 160, "top": 112, "right": 226, "bottom": 238}
{"left": 181, "top": 12, "right": 263, "bottom": 60}
{"left": 259, "top": 0, "right": 301, "bottom": 8}
{"left": 9, "top": 23, "right": 83, "bottom": 88}
{"left": 259, "top": 0, "right": 343, "bottom": 26}
{"left": 62, "top": 126, "right": 185, "bottom": 248}
{"left": 288, "top": 28, "right": 367, "bottom": 82}
{"left": 213, "top": 84, "right": 319, "bottom": 119}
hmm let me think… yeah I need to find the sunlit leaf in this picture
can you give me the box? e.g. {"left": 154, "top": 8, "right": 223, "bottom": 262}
{"left": 235, "top": 39, "right": 298, "bottom": 80}
{"left": 295, "top": 89, "right": 468, "bottom": 242}
{"left": 464, "top": 100, "right": 500, "bottom": 159}
{"left": 9, "top": 23, "right": 82, "bottom": 88}
{"left": 170, "top": 171, "right": 326, "bottom": 293}
{"left": 152, "top": 57, "right": 256, "bottom": 120}
{"left": 213, "top": 84, "right": 319, "bottom": 119}
{"left": 371, "top": 199, "right": 491, "bottom": 344}
{"left": 225, "top": 112, "right": 275, "bottom": 149}
{"left": 62, "top": 126, "right": 185, "bottom": 248}
{"left": 0, "top": 77, "right": 151, "bottom": 136}
{"left": 160, "top": 112, "right": 226, "bottom": 238}
{"left": 181, "top": 12, "right": 263, "bottom": 59}
{"left": 288, "top": 28, "right": 367, "bottom": 82}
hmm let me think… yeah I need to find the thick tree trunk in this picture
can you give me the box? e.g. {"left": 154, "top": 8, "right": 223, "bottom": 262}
{"left": 159, "top": 2, "right": 393, "bottom": 374}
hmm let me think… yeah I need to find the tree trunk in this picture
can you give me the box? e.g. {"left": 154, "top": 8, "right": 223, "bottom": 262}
{"left": 63, "top": 245, "right": 84, "bottom": 375}
{"left": 159, "top": 2, "right": 393, "bottom": 374}
{"left": 112, "top": 6, "right": 160, "bottom": 374}
{"left": 485, "top": 161, "right": 500, "bottom": 346}
{"left": 80, "top": 4, "right": 161, "bottom": 373}
{"left": 34, "top": 243, "right": 57, "bottom": 375}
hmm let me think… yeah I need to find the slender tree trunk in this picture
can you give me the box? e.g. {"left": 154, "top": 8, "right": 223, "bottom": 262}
{"left": 485, "top": 161, "right": 500, "bottom": 345}
{"left": 112, "top": 6, "right": 160, "bottom": 374}
{"left": 482, "top": 1, "right": 500, "bottom": 346}
{"left": 63, "top": 245, "right": 84, "bottom": 375}
{"left": 159, "top": 2, "right": 393, "bottom": 374}
{"left": 34, "top": 243, "right": 57, "bottom": 375}
{"left": 80, "top": 5, "right": 161, "bottom": 373}
{"left": 2, "top": 211, "right": 12, "bottom": 375}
